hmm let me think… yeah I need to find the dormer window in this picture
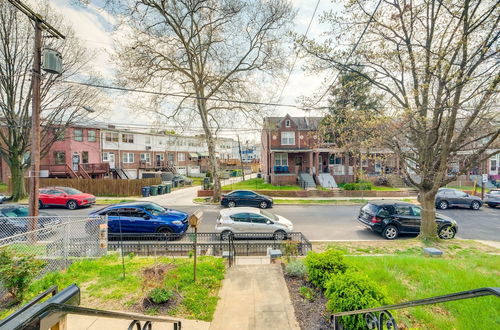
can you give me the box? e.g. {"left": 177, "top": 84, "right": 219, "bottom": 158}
{"left": 285, "top": 120, "right": 291, "bottom": 127}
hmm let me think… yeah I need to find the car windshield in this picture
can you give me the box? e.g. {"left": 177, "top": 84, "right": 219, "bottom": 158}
{"left": 260, "top": 209, "right": 278, "bottom": 221}
{"left": 143, "top": 203, "right": 167, "bottom": 216}
{"left": 59, "top": 187, "right": 82, "bottom": 195}
{"left": 2, "top": 207, "right": 28, "bottom": 217}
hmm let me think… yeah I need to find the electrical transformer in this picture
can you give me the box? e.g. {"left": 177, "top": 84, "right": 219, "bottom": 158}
{"left": 42, "top": 48, "right": 62, "bottom": 74}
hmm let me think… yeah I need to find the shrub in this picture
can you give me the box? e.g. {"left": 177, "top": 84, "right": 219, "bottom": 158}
{"left": 304, "top": 250, "right": 349, "bottom": 289}
{"left": 281, "top": 241, "right": 300, "bottom": 262}
{"left": 0, "top": 248, "right": 46, "bottom": 302}
{"left": 299, "top": 286, "right": 315, "bottom": 301}
{"left": 325, "top": 271, "right": 387, "bottom": 330}
{"left": 375, "top": 177, "right": 389, "bottom": 186}
{"left": 343, "top": 182, "right": 372, "bottom": 190}
{"left": 149, "top": 288, "right": 174, "bottom": 304}
{"left": 285, "top": 259, "right": 307, "bottom": 278}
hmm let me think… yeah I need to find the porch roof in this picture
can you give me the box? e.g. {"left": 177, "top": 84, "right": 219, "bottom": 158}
{"left": 270, "top": 148, "right": 312, "bottom": 152}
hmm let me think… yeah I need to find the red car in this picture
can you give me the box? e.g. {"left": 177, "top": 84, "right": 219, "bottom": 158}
{"left": 39, "top": 187, "right": 96, "bottom": 210}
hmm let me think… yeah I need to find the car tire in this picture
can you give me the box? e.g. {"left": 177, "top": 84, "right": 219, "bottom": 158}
{"left": 220, "top": 230, "right": 233, "bottom": 241}
{"left": 438, "top": 225, "right": 456, "bottom": 239}
{"left": 470, "top": 201, "right": 481, "bottom": 210}
{"left": 382, "top": 225, "right": 399, "bottom": 240}
{"left": 227, "top": 201, "right": 236, "bottom": 208}
{"left": 66, "top": 200, "right": 78, "bottom": 210}
{"left": 259, "top": 201, "right": 268, "bottom": 209}
{"left": 157, "top": 227, "right": 174, "bottom": 241}
{"left": 437, "top": 200, "right": 449, "bottom": 210}
{"left": 273, "top": 230, "right": 286, "bottom": 240}
{"left": 38, "top": 200, "right": 44, "bottom": 209}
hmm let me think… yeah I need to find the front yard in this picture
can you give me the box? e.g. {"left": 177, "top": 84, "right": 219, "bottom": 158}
{"left": 221, "top": 178, "right": 302, "bottom": 191}
{"left": 284, "top": 240, "right": 500, "bottom": 330}
{"left": 0, "top": 254, "right": 225, "bottom": 322}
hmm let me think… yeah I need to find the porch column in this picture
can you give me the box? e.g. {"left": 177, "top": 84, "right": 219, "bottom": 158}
{"left": 270, "top": 152, "right": 275, "bottom": 175}
{"left": 344, "top": 152, "right": 350, "bottom": 182}
{"left": 315, "top": 152, "right": 320, "bottom": 175}
{"left": 308, "top": 152, "right": 313, "bottom": 175}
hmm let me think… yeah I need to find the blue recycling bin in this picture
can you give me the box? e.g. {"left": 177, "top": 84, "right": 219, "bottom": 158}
{"left": 141, "top": 186, "right": 150, "bottom": 197}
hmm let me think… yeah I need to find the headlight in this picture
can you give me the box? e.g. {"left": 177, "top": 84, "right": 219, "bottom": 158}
{"left": 172, "top": 220, "right": 183, "bottom": 225}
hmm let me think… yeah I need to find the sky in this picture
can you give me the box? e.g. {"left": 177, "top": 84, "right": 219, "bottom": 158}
{"left": 49, "top": 0, "right": 335, "bottom": 139}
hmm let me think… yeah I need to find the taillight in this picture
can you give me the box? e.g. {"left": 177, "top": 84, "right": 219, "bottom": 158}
{"left": 371, "top": 216, "right": 381, "bottom": 223}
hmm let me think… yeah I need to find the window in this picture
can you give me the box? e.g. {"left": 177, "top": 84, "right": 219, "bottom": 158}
{"left": 53, "top": 128, "right": 65, "bottom": 141}
{"left": 274, "top": 153, "right": 288, "bottom": 166}
{"left": 102, "top": 152, "right": 110, "bottom": 161}
{"left": 87, "top": 130, "right": 96, "bottom": 142}
{"left": 230, "top": 213, "right": 250, "bottom": 222}
{"left": 123, "top": 152, "right": 134, "bottom": 163}
{"left": 54, "top": 151, "right": 65, "bottom": 164}
{"left": 157, "top": 154, "right": 164, "bottom": 161}
{"left": 281, "top": 131, "right": 295, "bottom": 145}
{"left": 491, "top": 157, "right": 497, "bottom": 172}
{"left": 395, "top": 205, "right": 412, "bottom": 216}
{"left": 74, "top": 129, "right": 83, "bottom": 142}
{"left": 178, "top": 153, "right": 185, "bottom": 161}
{"left": 122, "top": 133, "right": 134, "bottom": 143}
{"left": 411, "top": 206, "right": 421, "bottom": 217}
{"left": 285, "top": 119, "right": 291, "bottom": 127}
{"left": 455, "top": 191, "right": 467, "bottom": 198}
{"left": 140, "top": 153, "right": 151, "bottom": 163}
{"left": 82, "top": 151, "right": 89, "bottom": 164}
{"left": 105, "top": 132, "right": 118, "bottom": 142}
{"left": 168, "top": 153, "right": 174, "bottom": 162}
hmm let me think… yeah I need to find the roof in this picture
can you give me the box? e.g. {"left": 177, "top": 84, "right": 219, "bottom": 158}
{"left": 365, "top": 200, "right": 414, "bottom": 206}
{"left": 219, "top": 207, "right": 262, "bottom": 216}
{"left": 264, "top": 115, "right": 322, "bottom": 130}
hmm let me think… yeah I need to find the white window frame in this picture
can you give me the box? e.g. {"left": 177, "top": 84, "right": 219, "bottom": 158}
{"left": 102, "top": 152, "right": 109, "bottom": 161}
{"left": 157, "top": 153, "right": 164, "bottom": 161}
{"left": 274, "top": 153, "right": 288, "bottom": 166}
{"left": 140, "top": 153, "right": 151, "bottom": 163}
{"left": 87, "top": 130, "right": 96, "bottom": 142}
{"left": 285, "top": 119, "right": 291, "bottom": 127}
{"left": 122, "top": 133, "right": 134, "bottom": 144}
{"left": 123, "top": 152, "right": 134, "bottom": 164}
{"left": 178, "top": 153, "right": 186, "bottom": 161}
{"left": 105, "top": 132, "right": 118, "bottom": 142}
{"left": 281, "top": 131, "right": 295, "bottom": 145}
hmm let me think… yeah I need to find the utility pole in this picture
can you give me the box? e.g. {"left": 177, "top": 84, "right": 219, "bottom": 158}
{"left": 7, "top": 0, "right": 65, "bottom": 223}
{"left": 237, "top": 135, "right": 245, "bottom": 181}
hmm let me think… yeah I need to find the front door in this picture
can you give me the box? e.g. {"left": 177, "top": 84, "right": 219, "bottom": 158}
{"left": 72, "top": 154, "right": 80, "bottom": 172}
{"left": 295, "top": 156, "right": 303, "bottom": 173}
{"left": 490, "top": 156, "right": 498, "bottom": 175}
{"left": 156, "top": 154, "right": 162, "bottom": 167}
{"left": 108, "top": 153, "right": 115, "bottom": 169}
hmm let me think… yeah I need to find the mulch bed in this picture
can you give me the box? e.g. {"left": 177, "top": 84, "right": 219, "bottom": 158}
{"left": 284, "top": 274, "right": 332, "bottom": 330}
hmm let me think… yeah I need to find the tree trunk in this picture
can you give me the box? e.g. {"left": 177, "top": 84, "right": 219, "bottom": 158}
{"left": 10, "top": 159, "right": 27, "bottom": 201}
{"left": 419, "top": 189, "right": 438, "bottom": 240}
{"left": 207, "top": 135, "right": 221, "bottom": 202}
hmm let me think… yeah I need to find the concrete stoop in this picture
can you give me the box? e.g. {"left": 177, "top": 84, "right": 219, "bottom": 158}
{"left": 210, "top": 264, "right": 300, "bottom": 330}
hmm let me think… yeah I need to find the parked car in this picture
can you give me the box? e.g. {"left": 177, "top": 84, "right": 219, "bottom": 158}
{"left": 0, "top": 194, "right": 7, "bottom": 204}
{"left": 87, "top": 202, "right": 189, "bottom": 234}
{"left": 221, "top": 190, "right": 273, "bottom": 209}
{"left": 435, "top": 188, "right": 482, "bottom": 210}
{"left": 215, "top": 207, "right": 293, "bottom": 240}
{"left": 357, "top": 201, "right": 457, "bottom": 240}
{"left": 485, "top": 189, "right": 500, "bottom": 208}
{"left": 39, "top": 187, "right": 96, "bottom": 210}
{"left": 0, "top": 205, "right": 61, "bottom": 238}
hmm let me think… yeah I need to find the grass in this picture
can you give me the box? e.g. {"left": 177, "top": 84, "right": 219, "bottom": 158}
{"left": 0, "top": 182, "right": 7, "bottom": 193}
{"left": 221, "top": 178, "right": 301, "bottom": 191}
{"left": 187, "top": 177, "right": 204, "bottom": 186}
{"left": 0, "top": 254, "right": 225, "bottom": 321}
{"left": 274, "top": 199, "right": 369, "bottom": 205}
{"left": 445, "top": 185, "right": 492, "bottom": 192}
{"left": 345, "top": 252, "right": 500, "bottom": 329}
{"left": 95, "top": 198, "right": 138, "bottom": 205}
{"left": 370, "top": 185, "right": 401, "bottom": 191}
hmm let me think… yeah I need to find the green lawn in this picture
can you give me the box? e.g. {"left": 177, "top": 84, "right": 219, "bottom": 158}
{"left": 0, "top": 254, "right": 225, "bottom": 321}
{"left": 344, "top": 252, "right": 500, "bottom": 329}
{"left": 370, "top": 185, "right": 401, "bottom": 191}
{"left": 187, "top": 177, "right": 204, "bottom": 186}
{"left": 221, "top": 178, "right": 302, "bottom": 191}
{"left": 95, "top": 198, "right": 137, "bottom": 205}
{"left": 274, "top": 199, "right": 369, "bottom": 205}
{"left": 445, "top": 185, "right": 491, "bottom": 192}
{"left": 0, "top": 182, "right": 7, "bottom": 193}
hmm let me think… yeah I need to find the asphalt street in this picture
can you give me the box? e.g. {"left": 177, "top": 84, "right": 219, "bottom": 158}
{"left": 44, "top": 203, "right": 500, "bottom": 242}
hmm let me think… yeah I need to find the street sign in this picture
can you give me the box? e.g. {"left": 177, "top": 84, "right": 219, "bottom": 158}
{"left": 482, "top": 174, "right": 488, "bottom": 183}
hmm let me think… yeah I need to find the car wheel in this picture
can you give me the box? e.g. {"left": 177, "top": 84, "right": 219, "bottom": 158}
{"left": 227, "top": 201, "right": 236, "bottom": 208}
{"left": 220, "top": 230, "right": 233, "bottom": 241}
{"left": 382, "top": 225, "right": 399, "bottom": 240}
{"left": 470, "top": 201, "right": 481, "bottom": 210}
{"left": 259, "top": 201, "right": 268, "bottom": 209}
{"left": 38, "top": 200, "right": 44, "bottom": 209}
{"left": 273, "top": 230, "right": 286, "bottom": 240}
{"left": 66, "top": 200, "right": 78, "bottom": 210}
{"left": 157, "top": 227, "right": 174, "bottom": 240}
{"left": 437, "top": 200, "right": 449, "bottom": 210}
{"left": 438, "top": 225, "right": 456, "bottom": 239}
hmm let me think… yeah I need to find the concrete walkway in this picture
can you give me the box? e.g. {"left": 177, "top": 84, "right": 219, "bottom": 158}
{"left": 210, "top": 264, "right": 299, "bottom": 330}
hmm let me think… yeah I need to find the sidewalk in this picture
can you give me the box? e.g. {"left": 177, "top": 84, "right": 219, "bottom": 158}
{"left": 210, "top": 264, "right": 299, "bottom": 330}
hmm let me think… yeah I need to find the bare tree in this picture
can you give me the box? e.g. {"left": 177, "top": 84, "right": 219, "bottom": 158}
{"left": 0, "top": 0, "right": 104, "bottom": 201}
{"left": 107, "top": 0, "right": 294, "bottom": 201}
{"left": 304, "top": 0, "right": 499, "bottom": 239}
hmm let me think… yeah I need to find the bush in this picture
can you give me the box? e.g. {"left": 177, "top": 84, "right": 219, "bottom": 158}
{"left": 285, "top": 259, "right": 307, "bottom": 278}
{"left": 325, "top": 271, "right": 387, "bottom": 330}
{"left": 304, "top": 250, "right": 349, "bottom": 289}
{"left": 0, "top": 248, "right": 46, "bottom": 302}
{"left": 281, "top": 241, "right": 300, "bottom": 262}
{"left": 149, "top": 288, "right": 174, "bottom": 304}
{"left": 343, "top": 182, "right": 372, "bottom": 190}
{"left": 299, "top": 286, "right": 315, "bottom": 301}
{"left": 375, "top": 177, "right": 390, "bottom": 186}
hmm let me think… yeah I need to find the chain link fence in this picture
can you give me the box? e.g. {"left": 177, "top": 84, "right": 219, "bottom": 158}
{"left": 0, "top": 216, "right": 107, "bottom": 295}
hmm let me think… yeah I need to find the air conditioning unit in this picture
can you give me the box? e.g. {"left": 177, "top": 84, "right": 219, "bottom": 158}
{"left": 42, "top": 48, "right": 62, "bottom": 74}
{"left": 146, "top": 146, "right": 152, "bottom": 150}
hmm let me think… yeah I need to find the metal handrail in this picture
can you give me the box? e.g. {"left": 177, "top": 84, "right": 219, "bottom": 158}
{"left": 331, "top": 287, "right": 500, "bottom": 329}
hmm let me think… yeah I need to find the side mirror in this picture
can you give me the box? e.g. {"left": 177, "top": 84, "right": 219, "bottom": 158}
{"left": 465, "top": 193, "right": 469, "bottom": 197}
{"left": 266, "top": 220, "right": 272, "bottom": 225}
{"left": 144, "top": 215, "right": 151, "bottom": 220}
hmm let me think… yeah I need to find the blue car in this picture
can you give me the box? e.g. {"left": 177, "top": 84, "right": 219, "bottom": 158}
{"left": 88, "top": 202, "right": 189, "bottom": 234}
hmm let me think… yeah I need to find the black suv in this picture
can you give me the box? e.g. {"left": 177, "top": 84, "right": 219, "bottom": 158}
{"left": 435, "top": 188, "right": 482, "bottom": 210}
{"left": 357, "top": 201, "right": 457, "bottom": 240}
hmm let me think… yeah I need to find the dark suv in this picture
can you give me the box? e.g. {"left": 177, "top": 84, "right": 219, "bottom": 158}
{"left": 435, "top": 188, "right": 482, "bottom": 210}
{"left": 357, "top": 201, "right": 457, "bottom": 240}
{"left": 221, "top": 190, "right": 273, "bottom": 209}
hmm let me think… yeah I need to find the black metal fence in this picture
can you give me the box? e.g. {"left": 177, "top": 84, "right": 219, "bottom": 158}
{"left": 107, "top": 232, "right": 312, "bottom": 257}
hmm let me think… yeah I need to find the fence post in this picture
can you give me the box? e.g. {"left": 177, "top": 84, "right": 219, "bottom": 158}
{"left": 63, "top": 222, "right": 69, "bottom": 267}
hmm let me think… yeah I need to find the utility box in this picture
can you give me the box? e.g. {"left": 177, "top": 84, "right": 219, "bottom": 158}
{"left": 42, "top": 48, "right": 62, "bottom": 74}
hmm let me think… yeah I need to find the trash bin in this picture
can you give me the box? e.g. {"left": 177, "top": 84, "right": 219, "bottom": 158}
{"left": 203, "top": 177, "right": 210, "bottom": 190}
{"left": 158, "top": 185, "right": 165, "bottom": 195}
{"left": 165, "top": 183, "right": 172, "bottom": 193}
{"left": 150, "top": 185, "right": 158, "bottom": 196}
{"left": 141, "top": 186, "right": 151, "bottom": 197}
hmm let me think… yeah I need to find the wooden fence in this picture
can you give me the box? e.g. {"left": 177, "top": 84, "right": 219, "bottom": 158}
{"left": 10, "top": 178, "right": 162, "bottom": 197}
